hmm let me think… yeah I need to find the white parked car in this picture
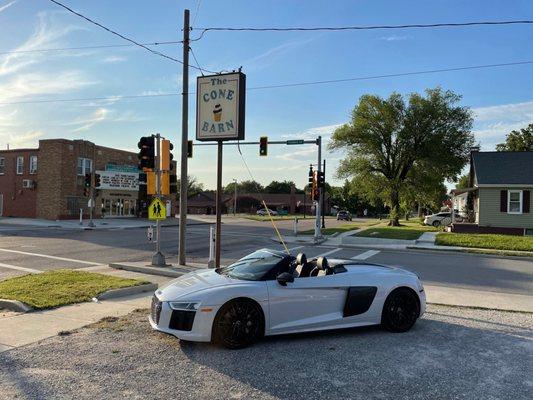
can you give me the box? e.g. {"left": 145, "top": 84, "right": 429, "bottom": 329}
{"left": 256, "top": 208, "right": 278, "bottom": 216}
{"left": 424, "top": 212, "right": 452, "bottom": 227}
{"left": 149, "top": 249, "right": 426, "bottom": 349}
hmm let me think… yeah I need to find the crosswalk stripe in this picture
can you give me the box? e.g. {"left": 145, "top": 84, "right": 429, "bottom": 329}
{"left": 316, "top": 248, "right": 342, "bottom": 258}
{"left": 288, "top": 246, "right": 304, "bottom": 252}
{"left": 351, "top": 250, "right": 380, "bottom": 260}
{"left": 0, "top": 262, "right": 41, "bottom": 274}
{"left": 0, "top": 248, "right": 99, "bottom": 265}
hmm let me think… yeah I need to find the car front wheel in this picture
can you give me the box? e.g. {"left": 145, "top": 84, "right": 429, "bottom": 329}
{"left": 381, "top": 288, "right": 420, "bottom": 333}
{"left": 432, "top": 220, "right": 440, "bottom": 227}
{"left": 212, "top": 299, "right": 264, "bottom": 349}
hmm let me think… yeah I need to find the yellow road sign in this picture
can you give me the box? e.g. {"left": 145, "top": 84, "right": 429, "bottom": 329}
{"left": 148, "top": 198, "right": 166, "bottom": 220}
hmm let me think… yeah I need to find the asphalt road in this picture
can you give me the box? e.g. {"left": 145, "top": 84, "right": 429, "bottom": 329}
{"left": 1, "top": 304, "right": 531, "bottom": 400}
{"left": 0, "top": 219, "right": 532, "bottom": 295}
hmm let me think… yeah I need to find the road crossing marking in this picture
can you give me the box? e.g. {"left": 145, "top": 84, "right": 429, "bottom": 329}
{"left": 316, "top": 248, "right": 342, "bottom": 258}
{"left": 0, "top": 248, "right": 99, "bottom": 266}
{"left": 0, "top": 262, "right": 41, "bottom": 274}
{"left": 288, "top": 246, "right": 304, "bottom": 252}
{"left": 351, "top": 250, "right": 380, "bottom": 260}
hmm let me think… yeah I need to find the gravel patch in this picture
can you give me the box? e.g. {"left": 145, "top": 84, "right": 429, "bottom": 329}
{"left": 0, "top": 305, "right": 531, "bottom": 400}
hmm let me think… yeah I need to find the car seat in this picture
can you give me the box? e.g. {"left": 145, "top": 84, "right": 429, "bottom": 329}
{"left": 310, "top": 257, "right": 330, "bottom": 276}
{"left": 294, "top": 253, "right": 314, "bottom": 278}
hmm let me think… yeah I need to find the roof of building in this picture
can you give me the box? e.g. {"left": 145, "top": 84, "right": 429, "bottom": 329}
{"left": 472, "top": 151, "right": 533, "bottom": 185}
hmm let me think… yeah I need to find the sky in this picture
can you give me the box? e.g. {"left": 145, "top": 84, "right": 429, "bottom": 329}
{"left": 1, "top": 0, "right": 532, "bottom": 189}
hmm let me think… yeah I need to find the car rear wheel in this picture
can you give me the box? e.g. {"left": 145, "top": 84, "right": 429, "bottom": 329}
{"left": 432, "top": 220, "right": 440, "bottom": 227}
{"left": 212, "top": 299, "right": 264, "bottom": 349}
{"left": 381, "top": 288, "right": 420, "bottom": 333}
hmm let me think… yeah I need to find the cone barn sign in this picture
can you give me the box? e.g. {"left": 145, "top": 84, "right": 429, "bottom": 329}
{"left": 196, "top": 72, "right": 246, "bottom": 141}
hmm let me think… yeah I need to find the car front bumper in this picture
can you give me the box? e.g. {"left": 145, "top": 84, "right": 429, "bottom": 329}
{"left": 149, "top": 298, "right": 219, "bottom": 343}
{"left": 418, "top": 289, "right": 427, "bottom": 317}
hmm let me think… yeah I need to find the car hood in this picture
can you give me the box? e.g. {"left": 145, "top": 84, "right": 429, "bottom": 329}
{"left": 155, "top": 268, "right": 241, "bottom": 301}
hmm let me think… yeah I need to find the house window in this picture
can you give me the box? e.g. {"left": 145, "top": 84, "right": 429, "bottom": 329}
{"left": 16, "top": 156, "right": 24, "bottom": 175}
{"left": 0, "top": 157, "right": 4, "bottom": 175}
{"left": 508, "top": 190, "right": 522, "bottom": 214}
{"left": 29, "top": 156, "right": 38, "bottom": 174}
{"left": 77, "top": 157, "right": 93, "bottom": 176}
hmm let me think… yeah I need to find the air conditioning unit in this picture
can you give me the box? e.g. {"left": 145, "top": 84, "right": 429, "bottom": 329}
{"left": 22, "top": 179, "right": 35, "bottom": 189}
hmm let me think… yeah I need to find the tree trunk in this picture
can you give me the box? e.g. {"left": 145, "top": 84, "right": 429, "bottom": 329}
{"left": 388, "top": 189, "right": 400, "bottom": 226}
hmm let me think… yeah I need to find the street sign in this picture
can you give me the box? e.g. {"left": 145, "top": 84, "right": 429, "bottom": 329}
{"left": 148, "top": 198, "right": 166, "bottom": 220}
{"left": 196, "top": 72, "right": 246, "bottom": 141}
{"left": 286, "top": 139, "right": 304, "bottom": 145}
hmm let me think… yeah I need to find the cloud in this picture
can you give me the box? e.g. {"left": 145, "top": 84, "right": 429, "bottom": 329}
{"left": 281, "top": 123, "right": 342, "bottom": 141}
{"left": 242, "top": 37, "right": 316, "bottom": 71}
{"left": 0, "top": 129, "right": 45, "bottom": 148}
{"left": 0, "top": 0, "right": 17, "bottom": 14}
{"left": 379, "top": 35, "right": 411, "bottom": 42}
{"left": 101, "top": 55, "right": 126, "bottom": 64}
{"left": 70, "top": 107, "right": 109, "bottom": 132}
{"left": 471, "top": 100, "right": 533, "bottom": 149}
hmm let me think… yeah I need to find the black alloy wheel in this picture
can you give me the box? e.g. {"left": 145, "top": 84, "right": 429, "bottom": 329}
{"left": 382, "top": 288, "right": 420, "bottom": 333}
{"left": 213, "top": 299, "right": 264, "bottom": 349}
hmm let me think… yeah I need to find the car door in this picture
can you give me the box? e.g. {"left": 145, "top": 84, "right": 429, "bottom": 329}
{"left": 266, "top": 274, "right": 347, "bottom": 335}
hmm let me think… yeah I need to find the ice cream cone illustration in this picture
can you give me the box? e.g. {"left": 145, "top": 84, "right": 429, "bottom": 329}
{"left": 213, "top": 104, "right": 222, "bottom": 122}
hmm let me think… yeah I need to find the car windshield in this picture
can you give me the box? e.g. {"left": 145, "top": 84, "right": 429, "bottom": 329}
{"left": 216, "top": 250, "right": 284, "bottom": 281}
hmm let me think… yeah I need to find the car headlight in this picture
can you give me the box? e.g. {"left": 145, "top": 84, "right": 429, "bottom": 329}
{"left": 168, "top": 302, "right": 201, "bottom": 311}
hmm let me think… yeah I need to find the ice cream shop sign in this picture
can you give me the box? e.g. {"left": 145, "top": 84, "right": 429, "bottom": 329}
{"left": 196, "top": 72, "right": 246, "bottom": 141}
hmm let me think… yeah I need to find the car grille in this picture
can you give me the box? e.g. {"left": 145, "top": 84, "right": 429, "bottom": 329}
{"left": 169, "top": 310, "right": 196, "bottom": 331}
{"left": 151, "top": 296, "right": 162, "bottom": 325}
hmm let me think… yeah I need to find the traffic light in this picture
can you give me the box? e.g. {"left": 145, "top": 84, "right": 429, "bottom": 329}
{"left": 94, "top": 173, "right": 101, "bottom": 188}
{"left": 317, "top": 171, "right": 325, "bottom": 187}
{"left": 169, "top": 174, "right": 178, "bottom": 194}
{"left": 84, "top": 173, "right": 91, "bottom": 197}
{"left": 259, "top": 136, "right": 268, "bottom": 156}
{"left": 308, "top": 165, "right": 314, "bottom": 184}
{"left": 187, "top": 140, "right": 193, "bottom": 158}
{"left": 137, "top": 135, "right": 155, "bottom": 170}
{"left": 311, "top": 171, "right": 318, "bottom": 201}
{"left": 161, "top": 139, "right": 174, "bottom": 171}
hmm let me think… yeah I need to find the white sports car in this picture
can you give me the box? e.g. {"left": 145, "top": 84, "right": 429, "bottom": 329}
{"left": 149, "top": 249, "right": 426, "bottom": 349}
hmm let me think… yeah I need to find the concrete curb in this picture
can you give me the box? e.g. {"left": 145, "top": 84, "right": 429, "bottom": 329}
{"left": 109, "top": 262, "right": 195, "bottom": 278}
{"left": 96, "top": 283, "right": 158, "bottom": 300}
{"left": 0, "top": 299, "right": 32, "bottom": 313}
{"left": 269, "top": 236, "right": 328, "bottom": 246}
{"left": 407, "top": 245, "right": 533, "bottom": 257}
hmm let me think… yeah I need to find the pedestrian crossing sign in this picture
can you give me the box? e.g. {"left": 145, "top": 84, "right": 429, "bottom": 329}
{"left": 148, "top": 198, "right": 166, "bottom": 220}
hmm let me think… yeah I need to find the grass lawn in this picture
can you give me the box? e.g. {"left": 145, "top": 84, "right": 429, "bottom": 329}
{"left": 436, "top": 233, "right": 533, "bottom": 252}
{"left": 355, "top": 220, "right": 438, "bottom": 240}
{"left": 0, "top": 270, "right": 148, "bottom": 310}
{"left": 244, "top": 214, "right": 335, "bottom": 222}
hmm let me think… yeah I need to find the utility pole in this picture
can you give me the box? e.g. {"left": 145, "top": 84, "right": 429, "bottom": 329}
{"left": 233, "top": 178, "right": 237, "bottom": 216}
{"left": 178, "top": 9, "right": 190, "bottom": 266}
{"left": 215, "top": 141, "right": 223, "bottom": 268}
{"left": 314, "top": 136, "right": 322, "bottom": 241}
{"left": 322, "top": 159, "right": 326, "bottom": 229}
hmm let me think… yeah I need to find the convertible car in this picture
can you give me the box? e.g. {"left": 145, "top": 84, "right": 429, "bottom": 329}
{"left": 149, "top": 249, "right": 426, "bottom": 349}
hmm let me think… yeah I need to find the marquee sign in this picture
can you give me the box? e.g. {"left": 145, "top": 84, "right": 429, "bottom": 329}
{"left": 196, "top": 72, "right": 245, "bottom": 141}
{"left": 95, "top": 170, "right": 139, "bottom": 191}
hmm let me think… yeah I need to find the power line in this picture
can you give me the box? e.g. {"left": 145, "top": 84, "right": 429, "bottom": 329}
{"left": 47, "top": 0, "right": 206, "bottom": 71}
{"left": 191, "top": 19, "right": 533, "bottom": 40}
{"left": 0, "top": 41, "right": 183, "bottom": 56}
{"left": 189, "top": 46, "right": 207, "bottom": 76}
{"left": 1, "top": 59, "right": 532, "bottom": 106}
{"left": 192, "top": 0, "right": 202, "bottom": 27}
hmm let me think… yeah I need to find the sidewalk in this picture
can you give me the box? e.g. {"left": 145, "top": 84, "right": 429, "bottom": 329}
{"left": 0, "top": 216, "right": 214, "bottom": 231}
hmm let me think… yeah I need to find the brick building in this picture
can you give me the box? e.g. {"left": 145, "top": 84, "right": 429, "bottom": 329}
{"left": 0, "top": 139, "right": 175, "bottom": 220}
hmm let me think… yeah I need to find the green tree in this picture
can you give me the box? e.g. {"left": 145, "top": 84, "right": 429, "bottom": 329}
{"left": 264, "top": 180, "right": 298, "bottom": 194}
{"left": 329, "top": 88, "right": 474, "bottom": 226}
{"left": 224, "top": 180, "right": 263, "bottom": 194}
{"left": 176, "top": 175, "right": 204, "bottom": 200}
{"left": 455, "top": 174, "right": 470, "bottom": 189}
{"left": 495, "top": 124, "right": 533, "bottom": 151}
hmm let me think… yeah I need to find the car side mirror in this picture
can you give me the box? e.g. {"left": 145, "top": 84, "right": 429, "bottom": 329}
{"left": 277, "top": 272, "right": 294, "bottom": 286}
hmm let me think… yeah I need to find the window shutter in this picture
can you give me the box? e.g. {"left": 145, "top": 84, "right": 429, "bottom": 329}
{"left": 524, "top": 190, "right": 530, "bottom": 213}
{"left": 500, "top": 190, "right": 507, "bottom": 212}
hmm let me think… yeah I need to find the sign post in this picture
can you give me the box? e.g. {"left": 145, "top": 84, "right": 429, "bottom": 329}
{"left": 197, "top": 71, "right": 246, "bottom": 268}
{"left": 151, "top": 134, "right": 166, "bottom": 266}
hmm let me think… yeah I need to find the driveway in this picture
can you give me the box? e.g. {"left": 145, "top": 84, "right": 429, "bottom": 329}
{"left": 1, "top": 304, "right": 531, "bottom": 399}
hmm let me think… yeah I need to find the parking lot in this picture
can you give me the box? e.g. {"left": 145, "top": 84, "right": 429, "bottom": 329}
{"left": 1, "top": 304, "right": 531, "bottom": 400}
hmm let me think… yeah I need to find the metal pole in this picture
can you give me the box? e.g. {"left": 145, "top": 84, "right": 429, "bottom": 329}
{"left": 322, "top": 159, "right": 326, "bottom": 229}
{"left": 233, "top": 178, "right": 237, "bottom": 216}
{"left": 215, "top": 141, "right": 223, "bottom": 268}
{"left": 88, "top": 172, "right": 95, "bottom": 228}
{"left": 152, "top": 134, "right": 166, "bottom": 266}
{"left": 178, "top": 9, "right": 190, "bottom": 266}
{"left": 314, "top": 136, "right": 322, "bottom": 241}
{"left": 207, "top": 225, "right": 215, "bottom": 268}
